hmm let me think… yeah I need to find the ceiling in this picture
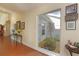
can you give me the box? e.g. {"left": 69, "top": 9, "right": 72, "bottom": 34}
{"left": 0, "top": 3, "right": 39, "bottom": 13}
{"left": 0, "top": 3, "right": 70, "bottom": 13}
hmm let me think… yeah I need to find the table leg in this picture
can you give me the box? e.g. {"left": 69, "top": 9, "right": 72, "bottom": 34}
{"left": 20, "top": 36, "right": 22, "bottom": 44}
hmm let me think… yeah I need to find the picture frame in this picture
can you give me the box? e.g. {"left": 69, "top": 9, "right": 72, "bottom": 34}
{"left": 15, "top": 21, "right": 21, "bottom": 30}
{"left": 21, "top": 22, "right": 25, "bottom": 30}
{"left": 65, "top": 3, "right": 77, "bottom": 14}
{"left": 66, "top": 21, "right": 76, "bottom": 30}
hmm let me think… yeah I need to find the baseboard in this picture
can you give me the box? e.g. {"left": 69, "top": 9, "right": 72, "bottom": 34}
{"left": 22, "top": 42, "right": 60, "bottom": 56}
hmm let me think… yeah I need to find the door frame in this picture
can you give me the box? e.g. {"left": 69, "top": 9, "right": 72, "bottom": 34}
{"left": 0, "top": 10, "right": 11, "bottom": 37}
{"left": 36, "top": 8, "right": 61, "bottom": 55}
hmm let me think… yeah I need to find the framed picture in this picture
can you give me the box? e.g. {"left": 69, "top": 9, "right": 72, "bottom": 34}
{"left": 21, "top": 22, "right": 25, "bottom": 30}
{"left": 16, "top": 21, "right": 21, "bottom": 30}
{"left": 66, "top": 21, "right": 76, "bottom": 30}
{"left": 65, "top": 4, "right": 77, "bottom": 14}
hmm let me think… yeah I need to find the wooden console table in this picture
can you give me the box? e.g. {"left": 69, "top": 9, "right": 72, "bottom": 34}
{"left": 65, "top": 44, "right": 79, "bottom": 56}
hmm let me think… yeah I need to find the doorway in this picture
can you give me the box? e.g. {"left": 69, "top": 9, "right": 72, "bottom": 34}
{"left": 37, "top": 9, "right": 61, "bottom": 54}
{"left": 0, "top": 11, "right": 11, "bottom": 37}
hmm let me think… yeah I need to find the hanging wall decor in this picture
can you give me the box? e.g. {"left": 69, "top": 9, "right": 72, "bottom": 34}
{"left": 65, "top": 3, "right": 78, "bottom": 21}
{"left": 65, "top": 4, "right": 78, "bottom": 30}
{"left": 66, "top": 21, "right": 76, "bottom": 30}
{"left": 66, "top": 3, "right": 77, "bottom": 14}
{"left": 15, "top": 21, "right": 21, "bottom": 30}
{"left": 21, "top": 22, "right": 25, "bottom": 30}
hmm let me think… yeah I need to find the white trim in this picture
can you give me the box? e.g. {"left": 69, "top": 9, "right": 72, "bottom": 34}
{"left": 35, "top": 9, "right": 62, "bottom": 56}
{"left": 36, "top": 16, "right": 39, "bottom": 47}
{"left": 23, "top": 42, "right": 60, "bottom": 56}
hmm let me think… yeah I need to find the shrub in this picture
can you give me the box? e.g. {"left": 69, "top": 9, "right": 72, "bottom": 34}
{"left": 39, "top": 37, "right": 56, "bottom": 51}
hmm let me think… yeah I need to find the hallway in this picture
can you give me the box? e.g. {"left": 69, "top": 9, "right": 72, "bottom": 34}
{"left": 0, "top": 37, "right": 46, "bottom": 56}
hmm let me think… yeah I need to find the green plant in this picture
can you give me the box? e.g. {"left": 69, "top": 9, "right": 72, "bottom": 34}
{"left": 39, "top": 37, "right": 56, "bottom": 51}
